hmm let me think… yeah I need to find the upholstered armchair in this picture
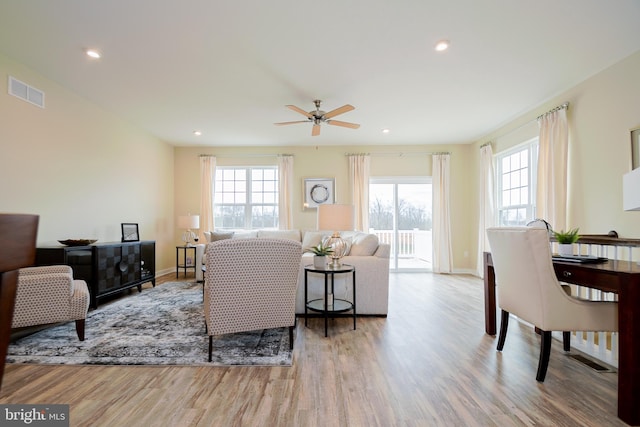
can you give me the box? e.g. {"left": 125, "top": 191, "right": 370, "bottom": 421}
{"left": 486, "top": 227, "right": 618, "bottom": 382}
{"left": 204, "top": 238, "right": 302, "bottom": 362}
{"left": 13, "top": 265, "right": 90, "bottom": 341}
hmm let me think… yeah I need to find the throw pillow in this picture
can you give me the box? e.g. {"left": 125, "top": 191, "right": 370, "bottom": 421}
{"left": 211, "top": 231, "right": 234, "bottom": 241}
{"left": 231, "top": 230, "right": 258, "bottom": 239}
{"left": 348, "top": 233, "right": 379, "bottom": 256}
{"left": 257, "top": 229, "right": 301, "bottom": 241}
{"left": 302, "top": 231, "right": 326, "bottom": 252}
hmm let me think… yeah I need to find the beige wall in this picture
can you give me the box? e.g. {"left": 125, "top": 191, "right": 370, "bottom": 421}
{"left": 4, "top": 46, "right": 638, "bottom": 275}
{"left": 175, "top": 143, "right": 477, "bottom": 271}
{"left": 0, "top": 52, "right": 176, "bottom": 273}
{"left": 473, "top": 50, "right": 640, "bottom": 266}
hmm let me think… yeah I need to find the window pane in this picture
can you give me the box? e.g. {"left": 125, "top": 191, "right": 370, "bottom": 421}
{"left": 214, "top": 166, "right": 278, "bottom": 229}
{"left": 502, "top": 189, "right": 510, "bottom": 207}
{"left": 496, "top": 140, "right": 537, "bottom": 226}
{"left": 510, "top": 188, "right": 520, "bottom": 206}
{"left": 502, "top": 157, "right": 510, "bottom": 172}
{"left": 511, "top": 170, "right": 520, "bottom": 188}
{"left": 511, "top": 153, "right": 520, "bottom": 170}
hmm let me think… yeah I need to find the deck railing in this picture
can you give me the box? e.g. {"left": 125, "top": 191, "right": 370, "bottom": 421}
{"left": 369, "top": 229, "right": 433, "bottom": 262}
{"left": 552, "top": 233, "right": 640, "bottom": 368}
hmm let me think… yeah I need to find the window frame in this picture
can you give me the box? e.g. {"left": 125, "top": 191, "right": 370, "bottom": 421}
{"left": 495, "top": 138, "right": 539, "bottom": 226}
{"left": 214, "top": 166, "right": 279, "bottom": 230}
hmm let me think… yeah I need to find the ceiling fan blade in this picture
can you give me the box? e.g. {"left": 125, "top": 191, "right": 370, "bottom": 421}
{"left": 274, "top": 120, "right": 309, "bottom": 126}
{"left": 326, "top": 120, "right": 360, "bottom": 129}
{"left": 312, "top": 123, "right": 321, "bottom": 136}
{"left": 286, "top": 105, "right": 313, "bottom": 118}
{"left": 323, "top": 104, "right": 355, "bottom": 119}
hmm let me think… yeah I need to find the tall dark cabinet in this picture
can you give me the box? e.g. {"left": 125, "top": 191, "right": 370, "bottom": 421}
{"left": 36, "top": 240, "right": 155, "bottom": 308}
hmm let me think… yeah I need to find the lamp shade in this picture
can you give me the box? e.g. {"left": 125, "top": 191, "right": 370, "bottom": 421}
{"left": 623, "top": 168, "right": 640, "bottom": 211}
{"left": 317, "top": 204, "right": 354, "bottom": 231}
{"left": 178, "top": 214, "right": 200, "bottom": 229}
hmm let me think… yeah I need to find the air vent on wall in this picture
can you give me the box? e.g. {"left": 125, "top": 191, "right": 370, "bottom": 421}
{"left": 8, "top": 75, "right": 45, "bottom": 108}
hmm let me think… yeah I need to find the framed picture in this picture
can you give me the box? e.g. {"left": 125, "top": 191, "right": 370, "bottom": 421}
{"left": 121, "top": 223, "right": 140, "bottom": 242}
{"left": 303, "top": 178, "right": 335, "bottom": 209}
{"left": 632, "top": 126, "right": 640, "bottom": 170}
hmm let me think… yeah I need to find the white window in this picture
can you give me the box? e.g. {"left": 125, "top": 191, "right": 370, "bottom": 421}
{"left": 214, "top": 167, "right": 278, "bottom": 229}
{"left": 496, "top": 138, "right": 538, "bottom": 226}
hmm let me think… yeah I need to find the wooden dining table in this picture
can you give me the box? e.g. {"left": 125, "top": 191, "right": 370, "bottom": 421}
{"left": 484, "top": 252, "right": 640, "bottom": 426}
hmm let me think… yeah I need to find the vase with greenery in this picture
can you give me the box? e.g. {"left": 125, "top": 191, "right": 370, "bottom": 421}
{"left": 553, "top": 227, "right": 580, "bottom": 256}
{"left": 306, "top": 242, "right": 334, "bottom": 268}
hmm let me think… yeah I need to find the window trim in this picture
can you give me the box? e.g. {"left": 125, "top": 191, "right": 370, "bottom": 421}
{"left": 214, "top": 165, "right": 279, "bottom": 230}
{"left": 495, "top": 137, "right": 539, "bottom": 226}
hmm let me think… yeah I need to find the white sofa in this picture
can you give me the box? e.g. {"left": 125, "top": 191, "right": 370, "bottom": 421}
{"left": 202, "top": 229, "right": 390, "bottom": 316}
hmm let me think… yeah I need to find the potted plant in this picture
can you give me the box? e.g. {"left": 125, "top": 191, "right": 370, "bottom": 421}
{"left": 306, "top": 242, "right": 334, "bottom": 268}
{"left": 553, "top": 227, "right": 580, "bottom": 256}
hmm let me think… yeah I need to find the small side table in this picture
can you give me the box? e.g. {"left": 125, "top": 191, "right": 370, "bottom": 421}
{"left": 176, "top": 246, "right": 197, "bottom": 278}
{"left": 304, "top": 264, "right": 356, "bottom": 337}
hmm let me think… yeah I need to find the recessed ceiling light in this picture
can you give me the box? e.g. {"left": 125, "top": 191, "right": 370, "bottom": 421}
{"left": 85, "top": 49, "right": 101, "bottom": 59}
{"left": 382, "top": 128, "right": 390, "bottom": 134}
{"left": 193, "top": 130, "right": 202, "bottom": 136}
{"left": 435, "top": 40, "right": 450, "bottom": 52}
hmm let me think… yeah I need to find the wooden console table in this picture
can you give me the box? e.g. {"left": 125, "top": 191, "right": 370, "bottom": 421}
{"left": 36, "top": 241, "right": 155, "bottom": 308}
{"left": 484, "top": 252, "right": 640, "bottom": 425}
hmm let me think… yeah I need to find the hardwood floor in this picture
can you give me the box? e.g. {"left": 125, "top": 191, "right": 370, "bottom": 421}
{"left": 0, "top": 273, "right": 626, "bottom": 426}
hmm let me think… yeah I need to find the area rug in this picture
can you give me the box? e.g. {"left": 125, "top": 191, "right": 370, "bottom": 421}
{"left": 7, "top": 281, "right": 292, "bottom": 366}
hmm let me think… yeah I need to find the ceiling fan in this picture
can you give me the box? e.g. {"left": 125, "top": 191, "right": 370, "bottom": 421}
{"left": 274, "top": 99, "right": 360, "bottom": 136}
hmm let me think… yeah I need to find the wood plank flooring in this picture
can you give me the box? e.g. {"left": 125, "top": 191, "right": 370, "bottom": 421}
{"left": 0, "top": 273, "right": 627, "bottom": 426}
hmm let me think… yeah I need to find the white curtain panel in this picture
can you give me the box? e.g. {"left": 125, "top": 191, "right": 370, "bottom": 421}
{"left": 199, "top": 155, "right": 216, "bottom": 235}
{"left": 477, "top": 144, "right": 495, "bottom": 277}
{"left": 348, "top": 154, "right": 370, "bottom": 231}
{"left": 537, "top": 108, "right": 569, "bottom": 232}
{"left": 278, "top": 155, "right": 294, "bottom": 230}
{"left": 432, "top": 153, "right": 453, "bottom": 273}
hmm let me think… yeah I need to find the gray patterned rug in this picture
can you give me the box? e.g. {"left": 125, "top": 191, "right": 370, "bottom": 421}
{"left": 7, "top": 281, "right": 292, "bottom": 366}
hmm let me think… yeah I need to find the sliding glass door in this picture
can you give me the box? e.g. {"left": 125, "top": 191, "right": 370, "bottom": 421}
{"left": 369, "top": 177, "right": 432, "bottom": 271}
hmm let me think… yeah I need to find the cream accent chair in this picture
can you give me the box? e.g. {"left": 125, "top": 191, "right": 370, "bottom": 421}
{"left": 204, "top": 238, "right": 302, "bottom": 362}
{"left": 13, "top": 265, "right": 90, "bottom": 341}
{"left": 486, "top": 227, "right": 618, "bottom": 382}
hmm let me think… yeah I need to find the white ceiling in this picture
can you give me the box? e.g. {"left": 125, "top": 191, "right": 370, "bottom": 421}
{"left": 1, "top": 1, "right": 639, "bottom": 147}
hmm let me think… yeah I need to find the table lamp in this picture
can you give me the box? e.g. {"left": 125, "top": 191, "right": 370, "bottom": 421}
{"left": 178, "top": 214, "right": 200, "bottom": 246}
{"left": 317, "top": 204, "right": 354, "bottom": 268}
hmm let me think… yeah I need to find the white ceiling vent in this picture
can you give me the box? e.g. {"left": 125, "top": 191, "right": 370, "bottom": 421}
{"left": 8, "top": 76, "right": 45, "bottom": 108}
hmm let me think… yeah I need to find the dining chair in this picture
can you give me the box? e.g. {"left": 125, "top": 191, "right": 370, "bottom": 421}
{"left": 486, "top": 226, "right": 618, "bottom": 382}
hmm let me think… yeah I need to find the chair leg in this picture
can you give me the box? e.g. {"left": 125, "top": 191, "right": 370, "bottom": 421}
{"left": 497, "top": 310, "right": 510, "bottom": 351}
{"left": 563, "top": 331, "right": 571, "bottom": 352}
{"left": 208, "top": 336, "right": 213, "bottom": 362}
{"left": 536, "top": 330, "right": 552, "bottom": 382}
{"left": 75, "top": 319, "right": 85, "bottom": 341}
{"left": 289, "top": 326, "right": 294, "bottom": 350}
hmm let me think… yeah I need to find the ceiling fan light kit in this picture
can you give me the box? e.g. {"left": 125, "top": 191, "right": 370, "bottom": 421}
{"left": 275, "top": 99, "right": 360, "bottom": 136}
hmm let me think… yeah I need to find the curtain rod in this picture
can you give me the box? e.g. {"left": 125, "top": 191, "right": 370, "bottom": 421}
{"left": 479, "top": 101, "right": 570, "bottom": 145}
{"left": 537, "top": 102, "right": 569, "bottom": 121}
{"left": 199, "top": 153, "right": 293, "bottom": 158}
{"left": 344, "top": 151, "right": 450, "bottom": 157}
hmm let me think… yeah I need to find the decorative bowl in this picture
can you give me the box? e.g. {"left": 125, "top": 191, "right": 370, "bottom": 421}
{"left": 58, "top": 239, "right": 97, "bottom": 247}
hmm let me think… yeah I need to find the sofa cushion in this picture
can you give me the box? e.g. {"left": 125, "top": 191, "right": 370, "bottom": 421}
{"left": 257, "top": 229, "right": 301, "bottom": 241}
{"left": 302, "top": 231, "right": 327, "bottom": 252}
{"left": 348, "top": 232, "right": 379, "bottom": 256}
{"left": 231, "top": 231, "right": 259, "bottom": 239}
